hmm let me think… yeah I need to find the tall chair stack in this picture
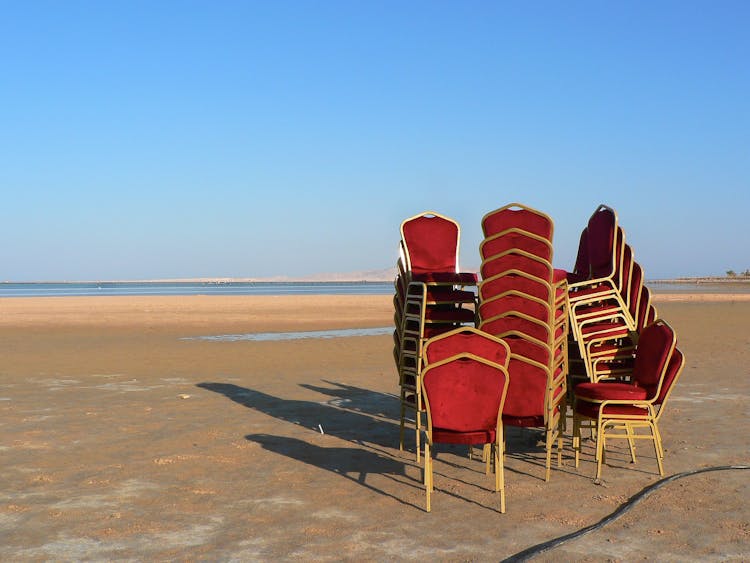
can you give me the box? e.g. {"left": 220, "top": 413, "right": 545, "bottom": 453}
{"left": 392, "top": 211, "right": 478, "bottom": 460}
{"left": 475, "top": 203, "right": 569, "bottom": 481}
{"left": 566, "top": 205, "right": 659, "bottom": 383}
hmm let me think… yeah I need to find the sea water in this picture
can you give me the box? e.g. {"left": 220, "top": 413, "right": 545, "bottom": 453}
{"left": 0, "top": 281, "right": 394, "bottom": 298}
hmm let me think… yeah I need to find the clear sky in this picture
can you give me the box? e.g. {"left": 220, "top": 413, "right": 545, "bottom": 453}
{"left": 2, "top": 1, "right": 748, "bottom": 281}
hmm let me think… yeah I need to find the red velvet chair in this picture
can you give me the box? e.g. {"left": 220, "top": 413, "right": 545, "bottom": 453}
{"left": 481, "top": 202, "right": 554, "bottom": 241}
{"left": 480, "top": 228, "right": 553, "bottom": 264}
{"left": 395, "top": 212, "right": 478, "bottom": 461}
{"left": 476, "top": 203, "right": 569, "bottom": 481}
{"left": 573, "top": 320, "right": 682, "bottom": 478}
{"left": 567, "top": 206, "right": 633, "bottom": 330}
{"left": 421, "top": 352, "right": 510, "bottom": 512}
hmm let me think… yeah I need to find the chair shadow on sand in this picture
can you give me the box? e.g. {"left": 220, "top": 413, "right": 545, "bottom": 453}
{"left": 196, "top": 382, "right": 402, "bottom": 449}
{"left": 298, "top": 379, "right": 400, "bottom": 421}
{"left": 245, "top": 433, "right": 419, "bottom": 508}
{"left": 196, "top": 382, "right": 421, "bottom": 506}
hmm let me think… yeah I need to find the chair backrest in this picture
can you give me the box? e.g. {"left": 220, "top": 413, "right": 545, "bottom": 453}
{"left": 481, "top": 202, "right": 554, "bottom": 240}
{"left": 423, "top": 327, "right": 510, "bottom": 367}
{"left": 655, "top": 347, "right": 685, "bottom": 408}
{"left": 586, "top": 205, "right": 618, "bottom": 279}
{"left": 480, "top": 248, "right": 554, "bottom": 284}
{"left": 568, "top": 227, "right": 589, "bottom": 283}
{"left": 479, "top": 270, "right": 557, "bottom": 305}
{"left": 480, "top": 310, "right": 556, "bottom": 345}
{"left": 401, "top": 212, "right": 461, "bottom": 275}
{"left": 632, "top": 320, "right": 677, "bottom": 399}
{"left": 479, "top": 291, "right": 552, "bottom": 325}
{"left": 617, "top": 238, "right": 633, "bottom": 297}
{"left": 480, "top": 228, "right": 553, "bottom": 263}
{"left": 422, "top": 354, "right": 509, "bottom": 432}
{"left": 627, "top": 260, "right": 644, "bottom": 318}
{"left": 503, "top": 353, "right": 548, "bottom": 420}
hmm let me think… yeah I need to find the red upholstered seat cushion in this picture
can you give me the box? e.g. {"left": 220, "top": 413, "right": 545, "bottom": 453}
{"left": 502, "top": 414, "right": 545, "bottom": 427}
{"left": 411, "top": 271, "right": 479, "bottom": 284}
{"left": 423, "top": 287, "right": 476, "bottom": 303}
{"left": 553, "top": 269, "right": 567, "bottom": 284}
{"left": 575, "top": 382, "right": 648, "bottom": 402}
{"left": 423, "top": 306, "right": 476, "bottom": 323}
{"left": 432, "top": 427, "right": 496, "bottom": 445}
{"left": 576, "top": 400, "right": 648, "bottom": 419}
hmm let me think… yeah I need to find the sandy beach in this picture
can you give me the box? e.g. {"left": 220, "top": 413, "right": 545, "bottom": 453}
{"left": 1, "top": 294, "right": 748, "bottom": 560}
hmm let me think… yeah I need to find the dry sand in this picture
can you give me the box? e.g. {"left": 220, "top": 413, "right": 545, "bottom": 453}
{"left": 0, "top": 294, "right": 748, "bottom": 561}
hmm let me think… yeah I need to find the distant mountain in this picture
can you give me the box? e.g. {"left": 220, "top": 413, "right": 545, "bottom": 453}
{"left": 296, "top": 267, "right": 397, "bottom": 282}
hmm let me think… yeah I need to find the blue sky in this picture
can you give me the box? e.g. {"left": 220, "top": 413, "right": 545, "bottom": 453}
{"left": 2, "top": 1, "right": 748, "bottom": 281}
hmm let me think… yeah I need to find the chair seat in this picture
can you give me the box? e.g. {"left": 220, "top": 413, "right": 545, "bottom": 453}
{"left": 411, "top": 271, "right": 479, "bottom": 284}
{"left": 423, "top": 307, "right": 476, "bottom": 323}
{"left": 553, "top": 269, "right": 568, "bottom": 284}
{"left": 576, "top": 381, "right": 648, "bottom": 401}
{"left": 575, "top": 400, "right": 649, "bottom": 419}
{"left": 432, "top": 427, "right": 496, "bottom": 445}
{"left": 502, "top": 414, "right": 545, "bottom": 427}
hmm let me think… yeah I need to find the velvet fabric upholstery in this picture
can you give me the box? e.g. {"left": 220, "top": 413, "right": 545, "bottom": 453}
{"left": 479, "top": 293, "right": 555, "bottom": 324}
{"left": 630, "top": 321, "right": 676, "bottom": 396}
{"left": 656, "top": 349, "right": 684, "bottom": 404}
{"left": 586, "top": 207, "right": 616, "bottom": 279}
{"left": 502, "top": 355, "right": 547, "bottom": 419}
{"left": 411, "top": 271, "right": 479, "bottom": 284}
{"left": 401, "top": 214, "right": 459, "bottom": 275}
{"left": 415, "top": 286, "right": 476, "bottom": 304}
{"left": 481, "top": 204, "right": 554, "bottom": 239}
{"left": 480, "top": 272, "right": 563, "bottom": 304}
{"left": 424, "top": 328, "right": 509, "bottom": 366}
{"left": 421, "top": 307, "right": 476, "bottom": 323}
{"left": 569, "top": 227, "right": 589, "bottom": 281}
{"left": 575, "top": 381, "right": 648, "bottom": 401}
{"left": 432, "top": 428, "right": 496, "bottom": 445}
{"left": 480, "top": 251, "right": 553, "bottom": 282}
{"left": 480, "top": 314, "right": 563, "bottom": 345}
{"left": 480, "top": 230, "right": 552, "bottom": 262}
{"left": 423, "top": 356, "right": 507, "bottom": 441}
{"left": 576, "top": 400, "right": 648, "bottom": 419}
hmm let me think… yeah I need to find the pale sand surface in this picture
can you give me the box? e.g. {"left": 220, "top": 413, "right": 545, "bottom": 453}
{"left": 0, "top": 295, "right": 748, "bottom": 560}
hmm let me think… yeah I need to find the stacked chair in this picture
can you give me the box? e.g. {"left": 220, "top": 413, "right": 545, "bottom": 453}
{"left": 572, "top": 319, "right": 685, "bottom": 478}
{"left": 476, "top": 203, "right": 569, "bottom": 482}
{"left": 420, "top": 327, "right": 511, "bottom": 512}
{"left": 566, "top": 204, "right": 659, "bottom": 383}
{"left": 392, "top": 211, "right": 478, "bottom": 461}
{"left": 392, "top": 202, "right": 686, "bottom": 506}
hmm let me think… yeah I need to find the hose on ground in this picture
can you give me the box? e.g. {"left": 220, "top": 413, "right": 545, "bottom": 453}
{"left": 502, "top": 465, "right": 750, "bottom": 562}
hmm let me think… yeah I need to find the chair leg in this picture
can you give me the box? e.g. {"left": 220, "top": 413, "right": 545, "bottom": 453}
{"left": 626, "top": 423, "right": 638, "bottom": 464}
{"left": 653, "top": 422, "right": 665, "bottom": 460}
{"left": 399, "top": 404, "right": 406, "bottom": 451}
{"left": 495, "top": 438, "right": 506, "bottom": 514}
{"left": 415, "top": 410, "right": 421, "bottom": 463}
{"left": 595, "top": 419, "right": 605, "bottom": 480}
{"left": 573, "top": 415, "right": 581, "bottom": 468}
{"left": 544, "top": 430, "right": 553, "bottom": 482}
{"left": 424, "top": 441, "right": 432, "bottom": 512}
{"left": 650, "top": 421, "right": 664, "bottom": 476}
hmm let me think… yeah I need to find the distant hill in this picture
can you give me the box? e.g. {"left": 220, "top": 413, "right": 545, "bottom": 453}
{"left": 290, "top": 267, "right": 397, "bottom": 282}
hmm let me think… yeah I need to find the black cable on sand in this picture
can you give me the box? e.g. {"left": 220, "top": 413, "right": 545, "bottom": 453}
{"left": 502, "top": 465, "right": 750, "bottom": 562}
